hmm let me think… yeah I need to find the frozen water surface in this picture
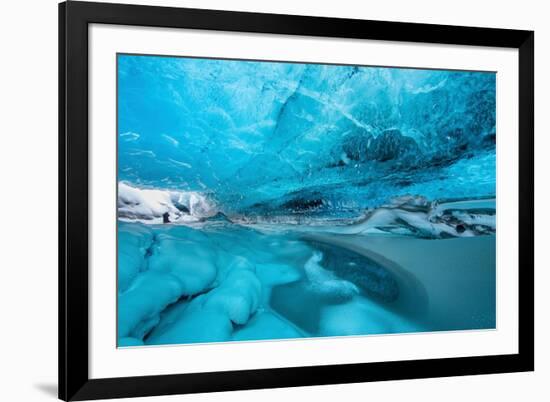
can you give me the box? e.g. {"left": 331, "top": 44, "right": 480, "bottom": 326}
{"left": 117, "top": 55, "right": 496, "bottom": 346}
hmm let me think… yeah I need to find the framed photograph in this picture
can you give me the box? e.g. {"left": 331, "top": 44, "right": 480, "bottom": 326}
{"left": 59, "top": 1, "right": 534, "bottom": 400}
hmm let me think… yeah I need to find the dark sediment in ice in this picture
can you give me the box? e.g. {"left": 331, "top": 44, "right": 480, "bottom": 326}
{"left": 308, "top": 241, "right": 399, "bottom": 302}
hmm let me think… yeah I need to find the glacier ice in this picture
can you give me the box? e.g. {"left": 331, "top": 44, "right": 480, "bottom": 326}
{"left": 318, "top": 298, "right": 419, "bottom": 337}
{"left": 303, "top": 251, "right": 360, "bottom": 302}
{"left": 118, "top": 55, "right": 496, "bottom": 217}
{"left": 118, "top": 219, "right": 495, "bottom": 345}
{"left": 117, "top": 223, "right": 153, "bottom": 292}
{"left": 116, "top": 55, "right": 497, "bottom": 346}
{"left": 118, "top": 182, "right": 216, "bottom": 224}
{"left": 232, "top": 310, "right": 305, "bottom": 341}
{"left": 147, "top": 232, "right": 218, "bottom": 295}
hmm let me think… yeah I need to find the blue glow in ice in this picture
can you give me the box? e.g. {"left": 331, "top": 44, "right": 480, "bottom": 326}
{"left": 118, "top": 55, "right": 496, "bottom": 217}
{"left": 117, "top": 55, "right": 497, "bottom": 347}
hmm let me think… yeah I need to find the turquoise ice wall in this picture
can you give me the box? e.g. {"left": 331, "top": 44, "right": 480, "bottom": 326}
{"left": 118, "top": 55, "right": 496, "bottom": 217}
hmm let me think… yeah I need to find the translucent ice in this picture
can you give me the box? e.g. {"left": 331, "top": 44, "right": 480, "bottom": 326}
{"left": 118, "top": 221, "right": 495, "bottom": 346}
{"left": 116, "top": 55, "right": 497, "bottom": 347}
{"left": 117, "top": 222, "right": 153, "bottom": 292}
{"left": 118, "top": 55, "right": 496, "bottom": 218}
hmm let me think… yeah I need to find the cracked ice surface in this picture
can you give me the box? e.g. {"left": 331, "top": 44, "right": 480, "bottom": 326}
{"left": 118, "top": 55, "right": 496, "bottom": 218}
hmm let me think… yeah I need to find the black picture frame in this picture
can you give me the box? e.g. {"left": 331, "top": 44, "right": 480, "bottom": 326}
{"left": 59, "top": 1, "right": 534, "bottom": 400}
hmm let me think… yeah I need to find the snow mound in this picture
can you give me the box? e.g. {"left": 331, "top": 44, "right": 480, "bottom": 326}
{"left": 118, "top": 182, "right": 217, "bottom": 224}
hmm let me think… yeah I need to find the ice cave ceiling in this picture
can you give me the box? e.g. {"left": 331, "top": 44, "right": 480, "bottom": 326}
{"left": 118, "top": 55, "right": 496, "bottom": 217}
